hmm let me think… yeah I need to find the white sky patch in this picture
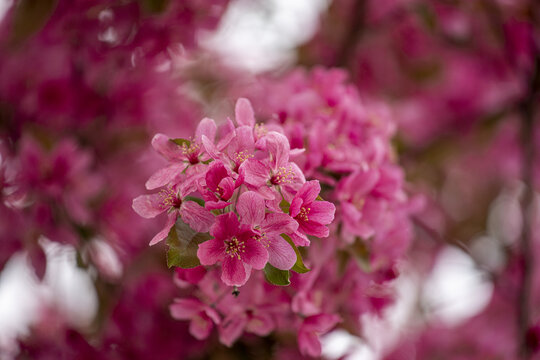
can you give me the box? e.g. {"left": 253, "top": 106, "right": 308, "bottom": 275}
{"left": 321, "top": 329, "right": 377, "bottom": 360}
{"left": 0, "top": 241, "right": 98, "bottom": 355}
{"left": 41, "top": 241, "right": 98, "bottom": 329}
{"left": 0, "top": 0, "right": 12, "bottom": 23}
{"left": 321, "top": 272, "right": 420, "bottom": 360}
{"left": 202, "top": 0, "right": 330, "bottom": 73}
{"left": 322, "top": 251, "right": 494, "bottom": 360}
{"left": 422, "top": 246, "right": 493, "bottom": 326}
{"left": 0, "top": 254, "right": 43, "bottom": 354}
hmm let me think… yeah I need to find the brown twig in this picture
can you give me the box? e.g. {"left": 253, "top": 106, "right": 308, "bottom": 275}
{"left": 411, "top": 215, "right": 496, "bottom": 277}
{"left": 517, "top": 42, "right": 539, "bottom": 360}
{"left": 335, "top": 0, "right": 367, "bottom": 68}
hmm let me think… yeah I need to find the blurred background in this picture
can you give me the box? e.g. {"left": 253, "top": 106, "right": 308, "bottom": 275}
{"left": 0, "top": 0, "right": 539, "bottom": 359}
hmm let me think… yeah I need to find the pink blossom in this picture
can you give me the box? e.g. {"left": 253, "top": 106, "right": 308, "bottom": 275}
{"left": 235, "top": 97, "right": 256, "bottom": 127}
{"left": 218, "top": 308, "right": 275, "bottom": 346}
{"left": 289, "top": 181, "right": 335, "bottom": 245}
{"left": 199, "top": 160, "right": 238, "bottom": 210}
{"left": 240, "top": 132, "right": 305, "bottom": 200}
{"left": 146, "top": 118, "right": 217, "bottom": 190}
{"left": 132, "top": 186, "right": 214, "bottom": 245}
{"left": 170, "top": 298, "right": 220, "bottom": 340}
{"left": 174, "top": 267, "right": 207, "bottom": 288}
{"left": 237, "top": 191, "right": 298, "bottom": 270}
{"left": 298, "top": 313, "right": 340, "bottom": 357}
{"left": 197, "top": 212, "right": 269, "bottom": 286}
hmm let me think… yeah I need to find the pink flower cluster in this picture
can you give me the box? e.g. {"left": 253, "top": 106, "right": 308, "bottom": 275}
{"left": 134, "top": 68, "right": 415, "bottom": 356}
{"left": 255, "top": 67, "right": 417, "bottom": 269}
{"left": 133, "top": 98, "right": 335, "bottom": 287}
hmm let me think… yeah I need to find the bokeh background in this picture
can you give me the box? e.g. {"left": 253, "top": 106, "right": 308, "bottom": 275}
{"left": 0, "top": 0, "right": 539, "bottom": 359}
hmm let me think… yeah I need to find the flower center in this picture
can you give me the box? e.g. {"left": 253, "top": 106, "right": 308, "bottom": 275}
{"left": 352, "top": 196, "right": 365, "bottom": 211}
{"left": 233, "top": 151, "right": 253, "bottom": 168}
{"left": 182, "top": 142, "right": 200, "bottom": 164}
{"left": 214, "top": 186, "right": 224, "bottom": 198}
{"left": 254, "top": 123, "right": 267, "bottom": 139}
{"left": 253, "top": 232, "right": 270, "bottom": 248}
{"left": 270, "top": 166, "right": 294, "bottom": 185}
{"left": 297, "top": 206, "right": 310, "bottom": 222}
{"left": 159, "top": 187, "right": 182, "bottom": 209}
{"left": 225, "top": 236, "right": 245, "bottom": 260}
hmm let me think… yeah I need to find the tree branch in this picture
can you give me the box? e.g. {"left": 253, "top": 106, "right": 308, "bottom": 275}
{"left": 517, "top": 45, "right": 539, "bottom": 360}
{"left": 335, "top": 0, "right": 367, "bottom": 68}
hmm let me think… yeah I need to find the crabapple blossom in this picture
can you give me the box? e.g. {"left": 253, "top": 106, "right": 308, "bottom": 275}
{"left": 132, "top": 185, "right": 214, "bottom": 245}
{"left": 237, "top": 191, "right": 299, "bottom": 270}
{"left": 169, "top": 298, "right": 221, "bottom": 340}
{"left": 135, "top": 98, "right": 334, "bottom": 288}
{"left": 5, "top": 0, "right": 532, "bottom": 357}
{"left": 132, "top": 90, "right": 412, "bottom": 357}
{"left": 197, "top": 212, "right": 269, "bottom": 286}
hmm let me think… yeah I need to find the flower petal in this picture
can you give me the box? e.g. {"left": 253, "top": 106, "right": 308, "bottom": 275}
{"left": 296, "top": 180, "right": 320, "bottom": 204}
{"left": 195, "top": 117, "right": 217, "bottom": 143}
{"left": 217, "top": 118, "right": 236, "bottom": 150}
{"left": 264, "top": 131, "right": 290, "bottom": 169}
{"left": 170, "top": 298, "right": 204, "bottom": 320}
{"left": 299, "top": 220, "right": 330, "bottom": 238}
{"left": 290, "top": 231, "right": 310, "bottom": 247}
{"left": 201, "top": 134, "right": 222, "bottom": 161}
{"left": 221, "top": 256, "right": 250, "bottom": 286}
{"left": 211, "top": 212, "right": 240, "bottom": 240}
{"left": 205, "top": 161, "right": 228, "bottom": 191}
{"left": 149, "top": 213, "right": 177, "bottom": 245}
{"left": 218, "top": 177, "right": 235, "bottom": 200}
{"left": 289, "top": 197, "right": 303, "bottom": 218}
{"left": 235, "top": 98, "right": 255, "bottom": 127}
{"left": 242, "top": 237, "right": 268, "bottom": 270}
{"left": 189, "top": 314, "right": 214, "bottom": 340}
{"left": 229, "top": 126, "right": 255, "bottom": 155}
{"left": 205, "top": 200, "right": 231, "bottom": 210}
{"left": 237, "top": 191, "right": 265, "bottom": 226}
{"left": 204, "top": 307, "right": 221, "bottom": 325}
{"left": 240, "top": 159, "right": 269, "bottom": 187}
{"left": 145, "top": 163, "right": 186, "bottom": 190}
{"left": 307, "top": 201, "right": 336, "bottom": 225}
{"left": 132, "top": 193, "right": 166, "bottom": 218}
{"left": 267, "top": 234, "right": 296, "bottom": 270}
{"left": 246, "top": 312, "right": 274, "bottom": 336}
{"left": 298, "top": 330, "right": 321, "bottom": 357}
{"left": 197, "top": 238, "right": 224, "bottom": 265}
{"left": 181, "top": 201, "right": 214, "bottom": 233}
{"left": 219, "top": 312, "right": 248, "bottom": 347}
{"left": 303, "top": 313, "right": 341, "bottom": 333}
{"left": 262, "top": 213, "right": 298, "bottom": 235}
{"left": 151, "top": 133, "right": 184, "bottom": 161}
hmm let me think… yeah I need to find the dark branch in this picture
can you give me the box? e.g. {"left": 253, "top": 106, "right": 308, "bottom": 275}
{"left": 517, "top": 47, "right": 539, "bottom": 360}
{"left": 335, "top": 0, "right": 367, "bottom": 68}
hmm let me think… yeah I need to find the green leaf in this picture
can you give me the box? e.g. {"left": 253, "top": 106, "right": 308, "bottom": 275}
{"left": 316, "top": 195, "right": 324, "bottom": 201}
{"left": 10, "top": 0, "right": 58, "bottom": 45}
{"left": 415, "top": 3, "right": 437, "bottom": 31}
{"left": 183, "top": 196, "right": 205, "bottom": 207}
{"left": 139, "top": 0, "right": 169, "bottom": 13}
{"left": 263, "top": 263, "right": 290, "bottom": 286}
{"left": 281, "top": 234, "right": 310, "bottom": 273}
{"left": 166, "top": 218, "right": 212, "bottom": 269}
{"left": 336, "top": 250, "right": 350, "bottom": 275}
{"left": 279, "top": 199, "right": 290, "bottom": 213}
{"left": 170, "top": 138, "right": 191, "bottom": 147}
